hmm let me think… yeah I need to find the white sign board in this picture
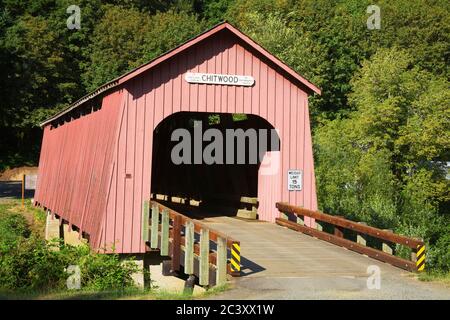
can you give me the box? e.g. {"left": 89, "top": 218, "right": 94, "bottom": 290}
{"left": 24, "top": 174, "right": 38, "bottom": 190}
{"left": 185, "top": 72, "right": 254, "bottom": 87}
{"left": 287, "top": 170, "right": 302, "bottom": 191}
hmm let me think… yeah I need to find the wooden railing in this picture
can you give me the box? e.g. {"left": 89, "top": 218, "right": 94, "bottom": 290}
{"left": 142, "top": 200, "right": 241, "bottom": 287}
{"left": 275, "top": 202, "right": 426, "bottom": 272}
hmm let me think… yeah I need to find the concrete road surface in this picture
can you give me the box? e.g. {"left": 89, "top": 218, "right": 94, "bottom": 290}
{"left": 198, "top": 216, "right": 450, "bottom": 300}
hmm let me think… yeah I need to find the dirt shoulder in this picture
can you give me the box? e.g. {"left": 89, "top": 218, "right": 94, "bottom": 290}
{"left": 0, "top": 166, "right": 38, "bottom": 181}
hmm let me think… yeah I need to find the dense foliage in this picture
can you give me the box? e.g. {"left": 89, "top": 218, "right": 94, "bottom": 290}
{"left": 0, "top": 203, "right": 139, "bottom": 291}
{"left": 0, "top": 0, "right": 448, "bottom": 271}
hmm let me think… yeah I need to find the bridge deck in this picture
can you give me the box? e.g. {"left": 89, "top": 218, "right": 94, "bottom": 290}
{"left": 197, "top": 215, "right": 399, "bottom": 278}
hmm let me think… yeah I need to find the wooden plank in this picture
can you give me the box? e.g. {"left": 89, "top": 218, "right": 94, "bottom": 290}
{"left": 184, "top": 220, "right": 195, "bottom": 274}
{"left": 276, "top": 203, "right": 423, "bottom": 248}
{"left": 150, "top": 204, "right": 159, "bottom": 249}
{"left": 160, "top": 209, "right": 169, "bottom": 256}
{"left": 168, "top": 242, "right": 218, "bottom": 287}
{"left": 141, "top": 200, "right": 149, "bottom": 242}
{"left": 240, "top": 196, "right": 258, "bottom": 205}
{"left": 176, "top": 234, "right": 218, "bottom": 265}
{"left": 199, "top": 228, "right": 210, "bottom": 286}
{"left": 276, "top": 218, "right": 417, "bottom": 272}
{"left": 216, "top": 236, "right": 227, "bottom": 285}
{"left": 171, "top": 215, "right": 181, "bottom": 271}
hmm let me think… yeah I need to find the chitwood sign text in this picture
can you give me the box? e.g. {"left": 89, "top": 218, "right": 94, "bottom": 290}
{"left": 185, "top": 72, "right": 255, "bottom": 86}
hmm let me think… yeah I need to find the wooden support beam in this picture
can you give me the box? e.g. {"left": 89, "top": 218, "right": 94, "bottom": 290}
{"left": 150, "top": 204, "right": 159, "bottom": 249}
{"left": 141, "top": 200, "right": 149, "bottom": 242}
{"left": 334, "top": 216, "right": 344, "bottom": 238}
{"left": 356, "top": 222, "right": 367, "bottom": 246}
{"left": 199, "top": 228, "right": 210, "bottom": 286}
{"left": 171, "top": 215, "right": 181, "bottom": 272}
{"left": 382, "top": 229, "right": 394, "bottom": 255}
{"left": 160, "top": 209, "right": 169, "bottom": 256}
{"left": 184, "top": 220, "right": 195, "bottom": 275}
{"left": 240, "top": 196, "right": 258, "bottom": 205}
{"left": 216, "top": 236, "right": 227, "bottom": 285}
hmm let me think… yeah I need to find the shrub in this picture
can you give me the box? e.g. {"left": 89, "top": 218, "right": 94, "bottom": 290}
{"left": 0, "top": 204, "right": 139, "bottom": 292}
{"left": 0, "top": 211, "right": 30, "bottom": 252}
{"left": 77, "top": 249, "right": 139, "bottom": 291}
{"left": 0, "top": 236, "right": 66, "bottom": 290}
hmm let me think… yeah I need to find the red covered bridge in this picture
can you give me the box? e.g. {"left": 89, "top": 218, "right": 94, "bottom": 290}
{"left": 34, "top": 23, "right": 424, "bottom": 287}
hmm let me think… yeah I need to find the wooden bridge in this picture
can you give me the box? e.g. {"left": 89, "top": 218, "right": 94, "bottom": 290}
{"left": 142, "top": 199, "right": 425, "bottom": 288}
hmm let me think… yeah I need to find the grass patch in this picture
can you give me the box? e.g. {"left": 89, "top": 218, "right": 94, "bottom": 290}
{"left": 418, "top": 271, "right": 450, "bottom": 287}
{"left": 0, "top": 285, "right": 230, "bottom": 300}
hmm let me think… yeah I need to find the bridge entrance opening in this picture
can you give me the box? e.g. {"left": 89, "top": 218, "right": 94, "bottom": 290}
{"left": 150, "top": 111, "right": 280, "bottom": 220}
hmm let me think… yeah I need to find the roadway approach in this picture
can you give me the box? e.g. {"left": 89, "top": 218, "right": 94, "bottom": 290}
{"left": 197, "top": 216, "right": 450, "bottom": 300}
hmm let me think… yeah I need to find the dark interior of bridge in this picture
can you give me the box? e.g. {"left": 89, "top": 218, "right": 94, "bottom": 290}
{"left": 150, "top": 112, "right": 279, "bottom": 218}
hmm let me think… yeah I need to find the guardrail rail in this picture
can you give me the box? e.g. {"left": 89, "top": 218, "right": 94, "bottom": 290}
{"left": 275, "top": 202, "right": 425, "bottom": 272}
{"left": 142, "top": 200, "right": 241, "bottom": 287}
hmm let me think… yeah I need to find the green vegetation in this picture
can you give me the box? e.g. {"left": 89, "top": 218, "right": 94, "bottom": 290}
{"left": 418, "top": 271, "right": 450, "bottom": 287}
{"left": 315, "top": 48, "right": 449, "bottom": 271}
{"left": 0, "top": 200, "right": 139, "bottom": 296}
{"left": 0, "top": 0, "right": 448, "bottom": 274}
{"left": 0, "top": 200, "right": 227, "bottom": 299}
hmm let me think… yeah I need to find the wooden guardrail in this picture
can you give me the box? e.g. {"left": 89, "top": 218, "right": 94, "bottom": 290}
{"left": 142, "top": 200, "right": 241, "bottom": 287}
{"left": 275, "top": 202, "right": 425, "bottom": 272}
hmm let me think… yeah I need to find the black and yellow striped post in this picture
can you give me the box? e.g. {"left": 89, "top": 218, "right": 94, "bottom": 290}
{"left": 416, "top": 244, "right": 425, "bottom": 272}
{"left": 230, "top": 241, "right": 241, "bottom": 276}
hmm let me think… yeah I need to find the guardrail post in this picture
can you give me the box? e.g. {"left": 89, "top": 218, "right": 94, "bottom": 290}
{"left": 217, "top": 236, "right": 227, "bottom": 285}
{"left": 184, "top": 220, "right": 194, "bottom": 275}
{"left": 171, "top": 215, "right": 181, "bottom": 272}
{"left": 199, "top": 228, "right": 210, "bottom": 286}
{"left": 160, "top": 209, "right": 169, "bottom": 256}
{"left": 150, "top": 204, "right": 159, "bottom": 249}
{"left": 413, "top": 243, "right": 426, "bottom": 272}
{"left": 334, "top": 216, "right": 344, "bottom": 238}
{"left": 382, "top": 229, "right": 394, "bottom": 255}
{"left": 230, "top": 241, "right": 241, "bottom": 276}
{"left": 141, "top": 200, "right": 149, "bottom": 242}
{"left": 356, "top": 222, "right": 367, "bottom": 246}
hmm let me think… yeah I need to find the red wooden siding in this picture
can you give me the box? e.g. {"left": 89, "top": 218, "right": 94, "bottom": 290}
{"left": 35, "top": 24, "right": 319, "bottom": 254}
{"left": 35, "top": 90, "right": 123, "bottom": 247}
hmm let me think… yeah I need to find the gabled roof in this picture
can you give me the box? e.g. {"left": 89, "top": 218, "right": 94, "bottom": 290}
{"left": 41, "top": 22, "right": 321, "bottom": 127}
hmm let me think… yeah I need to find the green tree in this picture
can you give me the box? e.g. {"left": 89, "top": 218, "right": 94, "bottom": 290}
{"left": 83, "top": 5, "right": 204, "bottom": 91}
{"left": 315, "top": 47, "right": 449, "bottom": 270}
